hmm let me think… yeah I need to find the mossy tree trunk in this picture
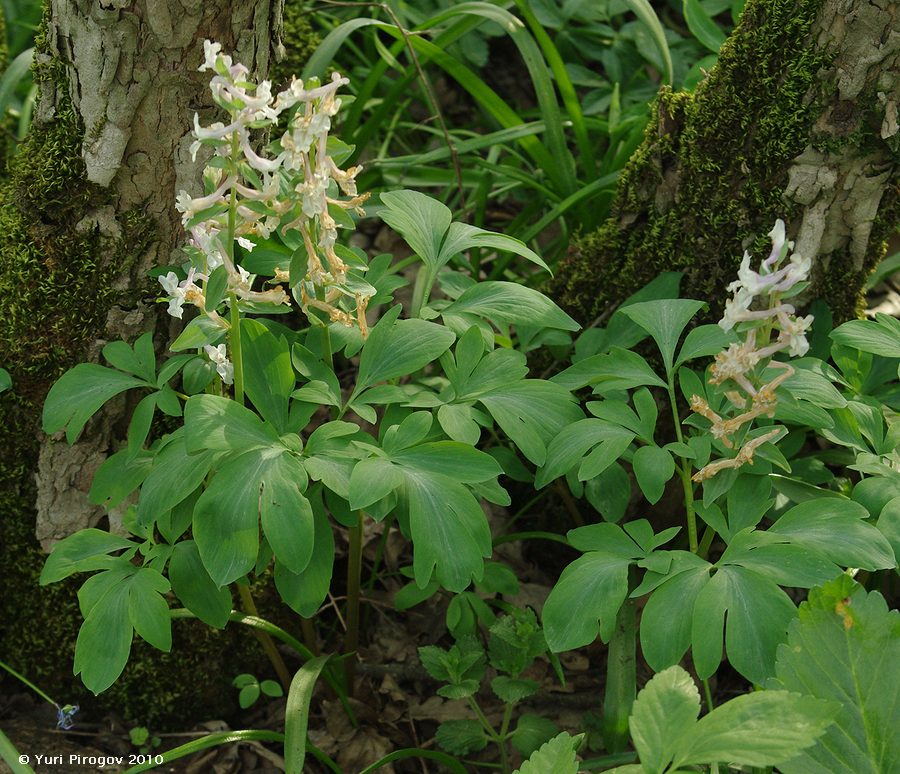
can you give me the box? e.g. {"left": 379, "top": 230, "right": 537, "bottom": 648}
{"left": 0, "top": 0, "right": 283, "bottom": 725}
{"left": 553, "top": 0, "right": 900, "bottom": 325}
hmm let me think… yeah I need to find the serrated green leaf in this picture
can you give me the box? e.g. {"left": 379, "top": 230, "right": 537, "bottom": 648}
{"left": 772, "top": 579, "right": 899, "bottom": 773}
{"left": 435, "top": 719, "right": 488, "bottom": 756}
{"left": 511, "top": 714, "right": 559, "bottom": 758}
{"left": 629, "top": 665, "right": 700, "bottom": 774}
{"left": 513, "top": 732, "right": 583, "bottom": 774}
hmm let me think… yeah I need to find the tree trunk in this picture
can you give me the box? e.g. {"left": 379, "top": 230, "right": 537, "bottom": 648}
{"left": 553, "top": 0, "right": 900, "bottom": 325}
{"left": 0, "top": 0, "right": 283, "bottom": 725}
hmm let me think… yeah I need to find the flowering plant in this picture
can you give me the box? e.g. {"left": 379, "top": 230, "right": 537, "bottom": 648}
{"left": 39, "top": 41, "right": 580, "bottom": 705}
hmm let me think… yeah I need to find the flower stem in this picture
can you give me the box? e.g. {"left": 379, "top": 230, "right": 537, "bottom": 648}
{"left": 228, "top": 292, "right": 244, "bottom": 405}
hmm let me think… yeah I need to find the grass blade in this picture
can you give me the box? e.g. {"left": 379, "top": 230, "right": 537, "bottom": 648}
{"left": 623, "top": 0, "right": 673, "bottom": 84}
{"left": 124, "top": 730, "right": 285, "bottom": 773}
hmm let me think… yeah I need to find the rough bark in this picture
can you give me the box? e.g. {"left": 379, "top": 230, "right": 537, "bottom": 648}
{"left": 0, "top": 0, "right": 283, "bottom": 725}
{"left": 553, "top": 0, "right": 900, "bottom": 325}
{"left": 32, "top": 0, "right": 283, "bottom": 545}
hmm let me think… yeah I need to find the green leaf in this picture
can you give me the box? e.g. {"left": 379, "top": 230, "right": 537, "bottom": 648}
{"left": 585, "top": 463, "right": 632, "bottom": 523}
{"left": 632, "top": 446, "right": 675, "bottom": 504}
{"left": 378, "top": 190, "right": 452, "bottom": 271}
{"left": 492, "top": 676, "right": 539, "bottom": 703}
{"left": 241, "top": 319, "right": 294, "bottom": 432}
{"left": 169, "top": 540, "right": 232, "bottom": 628}
{"left": 0, "top": 368, "right": 10, "bottom": 394}
{"left": 683, "top": 0, "right": 726, "bottom": 52}
{"left": 258, "top": 452, "right": 314, "bottom": 574}
{"left": 675, "top": 324, "right": 733, "bottom": 366}
{"left": 392, "top": 442, "right": 502, "bottom": 482}
{"left": 43, "top": 364, "right": 148, "bottom": 443}
{"left": 127, "top": 568, "right": 172, "bottom": 652}
{"left": 89, "top": 448, "right": 153, "bottom": 509}
{"left": 348, "top": 457, "right": 404, "bottom": 511}
{"left": 274, "top": 494, "right": 334, "bottom": 618}
{"left": 193, "top": 448, "right": 302, "bottom": 586}
{"left": 284, "top": 656, "right": 331, "bottom": 774}
{"left": 543, "top": 553, "right": 633, "bottom": 650}
{"left": 673, "top": 691, "right": 836, "bottom": 768}
{"left": 40, "top": 529, "right": 136, "bottom": 585}
{"left": 479, "top": 380, "right": 582, "bottom": 466}
{"left": 513, "top": 732, "right": 583, "bottom": 774}
{"left": 772, "top": 578, "right": 899, "bottom": 774}
{"left": 640, "top": 563, "right": 712, "bottom": 672}
{"left": 830, "top": 313, "right": 900, "bottom": 357}
{"left": 170, "top": 315, "right": 226, "bottom": 352}
{"left": 354, "top": 307, "right": 455, "bottom": 396}
{"left": 511, "top": 714, "right": 560, "bottom": 758}
{"left": 137, "top": 433, "right": 215, "bottom": 524}
{"left": 554, "top": 347, "right": 668, "bottom": 392}
{"left": 404, "top": 470, "right": 492, "bottom": 592}
{"left": 537, "top": 419, "right": 634, "bottom": 488}
{"left": 629, "top": 665, "right": 700, "bottom": 774}
{"left": 437, "top": 222, "right": 550, "bottom": 272}
{"left": 619, "top": 299, "right": 706, "bottom": 376}
{"left": 74, "top": 571, "right": 134, "bottom": 694}
{"left": 103, "top": 334, "right": 155, "bottom": 382}
{"left": 437, "top": 403, "right": 482, "bottom": 444}
{"left": 623, "top": 0, "right": 673, "bottom": 83}
{"left": 768, "top": 499, "right": 896, "bottom": 571}
{"left": 435, "top": 719, "right": 488, "bottom": 756}
{"left": 692, "top": 566, "right": 796, "bottom": 684}
{"left": 184, "top": 394, "right": 280, "bottom": 453}
{"left": 443, "top": 282, "right": 579, "bottom": 331}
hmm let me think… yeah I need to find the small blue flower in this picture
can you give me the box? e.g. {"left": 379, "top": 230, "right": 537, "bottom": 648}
{"left": 56, "top": 703, "right": 79, "bottom": 730}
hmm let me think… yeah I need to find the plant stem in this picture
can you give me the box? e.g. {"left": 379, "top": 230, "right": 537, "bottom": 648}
{"left": 300, "top": 617, "right": 319, "bottom": 656}
{"left": 497, "top": 703, "right": 514, "bottom": 774}
{"left": 344, "top": 511, "right": 364, "bottom": 695}
{"left": 667, "top": 379, "right": 699, "bottom": 552}
{"left": 703, "top": 678, "right": 715, "bottom": 713}
{"left": 466, "top": 696, "right": 497, "bottom": 740}
{"left": 602, "top": 588, "right": 636, "bottom": 753}
{"left": 228, "top": 292, "right": 244, "bottom": 405}
{"left": 236, "top": 584, "right": 292, "bottom": 692}
{"left": 0, "top": 659, "right": 57, "bottom": 706}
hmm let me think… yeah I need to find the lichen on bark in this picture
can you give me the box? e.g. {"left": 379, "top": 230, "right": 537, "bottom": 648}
{"left": 553, "top": 0, "right": 900, "bottom": 325}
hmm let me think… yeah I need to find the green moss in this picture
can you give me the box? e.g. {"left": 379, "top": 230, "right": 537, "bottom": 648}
{"left": 0, "top": 10, "right": 270, "bottom": 728}
{"left": 554, "top": 0, "right": 890, "bottom": 325}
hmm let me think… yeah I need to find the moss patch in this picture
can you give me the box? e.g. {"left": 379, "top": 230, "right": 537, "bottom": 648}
{"left": 553, "top": 0, "right": 890, "bottom": 325}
